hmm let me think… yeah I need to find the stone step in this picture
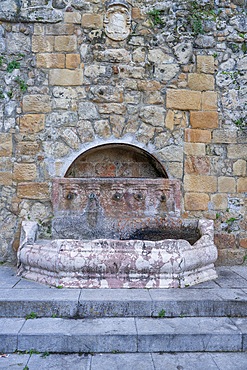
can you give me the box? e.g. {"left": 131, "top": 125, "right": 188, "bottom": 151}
{"left": 1, "top": 317, "right": 247, "bottom": 354}
{"left": 2, "top": 352, "right": 247, "bottom": 370}
{"left": 1, "top": 287, "right": 247, "bottom": 318}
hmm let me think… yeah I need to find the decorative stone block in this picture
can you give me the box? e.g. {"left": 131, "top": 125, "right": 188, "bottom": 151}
{"left": 54, "top": 35, "right": 77, "bottom": 52}
{"left": 19, "top": 114, "right": 45, "bottom": 133}
{"left": 0, "top": 134, "right": 12, "bottom": 157}
{"left": 166, "top": 90, "right": 201, "bottom": 110}
{"left": 22, "top": 95, "right": 51, "bottom": 113}
{"left": 188, "top": 74, "right": 215, "bottom": 91}
{"left": 184, "top": 175, "right": 217, "bottom": 193}
{"left": 185, "top": 129, "right": 211, "bottom": 143}
{"left": 81, "top": 14, "right": 103, "bottom": 28}
{"left": 36, "top": 54, "right": 65, "bottom": 68}
{"left": 190, "top": 112, "right": 218, "bottom": 129}
{"left": 49, "top": 69, "right": 83, "bottom": 86}
{"left": 185, "top": 193, "right": 209, "bottom": 211}
{"left": 197, "top": 56, "right": 215, "bottom": 74}
{"left": 32, "top": 36, "right": 54, "bottom": 53}
{"left": 13, "top": 164, "right": 37, "bottom": 181}
{"left": 17, "top": 183, "right": 50, "bottom": 200}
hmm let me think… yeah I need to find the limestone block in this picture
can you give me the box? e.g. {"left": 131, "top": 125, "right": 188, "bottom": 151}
{"left": 36, "top": 54, "right": 65, "bottom": 68}
{"left": 148, "top": 49, "right": 174, "bottom": 64}
{"left": 214, "top": 233, "right": 236, "bottom": 249}
{"left": 237, "top": 178, "right": 247, "bottom": 192}
{"left": 94, "top": 120, "right": 111, "bottom": 139}
{"left": 197, "top": 56, "right": 215, "bottom": 74}
{"left": 19, "top": 114, "right": 45, "bottom": 133}
{"left": 185, "top": 129, "right": 211, "bottom": 143}
{"left": 46, "top": 24, "right": 75, "bottom": 35}
{"left": 185, "top": 193, "right": 209, "bottom": 211}
{"left": 202, "top": 91, "right": 218, "bottom": 111}
{"left": 137, "top": 80, "right": 161, "bottom": 91}
{"left": 166, "top": 90, "right": 201, "bottom": 110}
{"left": 233, "top": 160, "right": 246, "bottom": 176}
{"left": 98, "top": 104, "right": 126, "bottom": 115}
{"left": 184, "top": 175, "right": 217, "bottom": 192}
{"left": 190, "top": 112, "right": 218, "bottom": 129}
{"left": 213, "top": 130, "right": 237, "bottom": 143}
{"left": 139, "top": 106, "right": 165, "bottom": 126}
{"left": 81, "top": 14, "right": 103, "bottom": 28}
{"left": 188, "top": 74, "right": 215, "bottom": 91}
{"left": 0, "top": 134, "right": 12, "bottom": 157}
{"left": 13, "top": 164, "right": 37, "bottom": 181}
{"left": 90, "top": 86, "right": 123, "bottom": 103}
{"left": 32, "top": 36, "right": 54, "bottom": 53}
{"left": 54, "top": 35, "right": 77, "bottom": 52}
{"left": 240, "top": 238, "right": 247, "bottom": 249}
{"left": 66, "top": 54, "right": 81, "bottom": 69}
{"left": 143, "top": 92, "right": 164, "bottom": 105}
{"left": 7, "top": 32, "right": 31, "bottom": 53}
{"left": 158, "top": 146, "right": 184, "bottom": 162}
{"left": 64, "top": 12, "right": 81, "bottom": 24}
{"left": 218, "top": 177, "right": 236, "bottom": 193}
{"left": 228, "top": 144, "right": 247, "bottom": 159}
{"left": 16, "top": 142, "right": 40, "bottom": 156}
{"left": 49, "top": 69, "right": 83, "bottom": 86}
{"left": 94, "top": 49, "right": 131, "bottom": 63}
{"left": 0, "top": 172, "right": 12, "bottom": 186}
{"left": 211, "top": 194, "right": 228, "bottom": 210}
{"left": 132, "top": 47, "right": 145, "bottom": 63}
{"left": 34, "top": 24, "right": 45, "bottom": 35}
{"left": 23, "top": 95, "right": 51, "bottom": 113}
{"left": 185, "top": 156, "right": 210, "bottom": 175}
{"left": 17, "top": 183, "right": 50, "bottom": 200}
{"left": 184, "top": 143, "right": 206, "bottom": 156}
{"left": 78, "top": 102, "right": 99, "bottom": 119}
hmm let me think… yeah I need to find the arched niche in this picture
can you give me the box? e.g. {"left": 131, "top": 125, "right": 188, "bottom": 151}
{"left": 65, "top": 143, "right": 168, "bottom": 178}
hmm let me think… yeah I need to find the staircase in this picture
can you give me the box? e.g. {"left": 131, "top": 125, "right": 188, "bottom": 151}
{"left": 1, "top": 264, "right": 247, "bottom": 368}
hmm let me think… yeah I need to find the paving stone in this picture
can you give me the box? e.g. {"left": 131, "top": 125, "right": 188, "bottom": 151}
{"left": 91, "top": 353, "right": 154, "bottom": 370}
{"left": 18, "top": 318, "right": 137, "bottom": 353}
{"left": 231, "top": 318, "right": 247, "bottom": 350}
{"left": 0, "top": 266, "right": 20, "bottom": 288}
{"left": 0, "top": 318, "right": 25, "bottom": 352}
{"left": 0, "top": 289, "right": 80, "bottom": 317}
{"left": 215, "top": 267, "right": 247, "bottom": 288}
{"left": 136, "top": 317, "right": 242, "bottom": 352}
{"left": 0, "top": 354, "right": 30, "bottom": 370}
{"left": 27, "top": 353, "right": 91, "bottom": 370}
{"left": 211, "top": 352, "right": 247, "bottom": 370}
{"left": 152, "top": 352, "right": 218, "bottom": 370}
{"left": 79, "top": 289, "right": 152, "bottom": 317}
{"left": 229, "top": 266, "right": 247, "bottom": 280}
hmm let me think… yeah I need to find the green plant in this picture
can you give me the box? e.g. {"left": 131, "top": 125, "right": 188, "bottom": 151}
{"left": 0, "top": 56, "right": 3, "bottom": 67}
{"left": 226, "top": 217, "right": 237, "bottom": 224}
{"left": 242, "top": 43, "right": 247, "bottom": 54}
{"left": 15, "top": 77, "right": 28, "bottom": 92}
{"left": 25, "top": 312, "right": 38, "bottom": 320}
{"left": 148, "top": 9, "right": 164, "bottom": 26}
{"left": 243, "top": 255, "right": 247, "bottom": 263}
{"left": 7, "top": 60, "right": 20, "bottom": 73}
{"left": 188, "top": 0, "right": 216, "bottom": 35}
{"left": 23, "top": 366, "right": 29, "bottom": 370}
{"left": 28, "top": 349, "right": 40, "bottom": 355}
{"left": 158, "top": 309, "right": 166, "bottom": 318}
{"left": 56, "top": 285, "right": 63, "bottom": 289}
{"left": 216, "top": 213, "right": 221, "bottom": 219}
{"left": 41, "top": 351, "right": 50, "bottom": 358}
{"left": 7, "top": 90, "right": 13, "bottom": 98}
{"left": 0, "top": 90, "right": 4, "bottom": 99}
{"left": 234, "top": 118, "right": 246, "bottom": 130}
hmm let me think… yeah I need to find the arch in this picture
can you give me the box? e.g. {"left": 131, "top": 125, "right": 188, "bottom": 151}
{"left": 65, "top": 143, "right": 168, "bottom": 178}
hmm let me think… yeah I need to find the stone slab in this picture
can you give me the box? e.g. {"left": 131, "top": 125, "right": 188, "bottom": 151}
{"left": 0, "top": 289, "right": 80, "bottom": 317}
{"left": 27, "top": 353, "right": 91, "bottom": 370}
{"left": 211, "top": 352, "right": 247, "bottom": 370}
{"left": 0, "top": 318, "right": 25, "bottom": 352}
{"left": 79, "top": 289, "right": 152, "bottom": 317}
{"left": 136, "top": 317, "right": 242, "bottom": 352}
{"left": 91, "top": 353, "right": 154, "bottom": 370}
{"left": 214, "top": 267, "right": 247, "bottom": 288}
{"left": 0, "top": 354, "right": 30, "bottom": 370}
{"left": 152, "top": 352, "right": 219, "bottom": 370}
{"left": 0, "top": 265, "right": 20, "bottom": 288}
{"left": 18, "top": 318, "right": 137, "bottom": 353}
{"left": 232, "top": 318, "right": 247, "bottom": 350}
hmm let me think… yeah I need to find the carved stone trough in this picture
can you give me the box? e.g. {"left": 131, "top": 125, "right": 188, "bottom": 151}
{"left": 17, "top": 177, "right": 218, "bottom": 288}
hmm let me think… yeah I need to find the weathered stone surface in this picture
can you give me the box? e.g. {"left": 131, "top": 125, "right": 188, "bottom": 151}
{"left": 190, "top": 112, "right": 218, "bottom": 129}
{"left": 13, "top": 164, "right": 37, "bottom": 181}
{"left": 184, "top": 175, "right": 217, "bottom": 193}
{"left": 17, "top": 183, "right": 50, "bottom": 200}
{"left": 54, "top": 35, "right": 77, "bottom": 52}
{"left": 184, "top": 143, "right": 206, "bottom": 156}
{"left": 0, "top": 134, "right": 12, "bottom": 157}
{"left": 188, "top": 74, "right": 215, "bottom": 91}
{"left": 36, "top": 54, "right": 65, "bottom": 68}
{"left": 166, "top": 90, "right": 201, "bottom": 110}
{"left": 185, "top": 156, "right": 210, "bottom": 175}
{"left": 185, "top": 193, "right": 209, "bottom": 211}
{"left": 228, "top": 145, "right": 247, "bottom": 159}
{"left": 185, "top": 129, "right": 211, "bottom": 143}
{"left": 78, "top": 102, "right": 99, "bottom": 120}
{"left": 22, "top": 95, "right": 51, "bottom": 113}
{"left": 233, "top": 160, "right": 246, "bottom": 176}
{"left": 49, "top": 69, "right": 83, "bottom": 86}
{"left": 237, "top": 178, "right": 247, "bottom": 193}
{"left": 32, "top": 36, "right": 54, "bottom": 53}
{"left": 197, "top": 56, "right": 215, "bottom": 74}
{"left": 19, "top": 114, "right": 45, "bottom": 133}
{"left": 202, "top": 91, "right": 218, "bottom": 111}
{"left": 81, "top": 14, "right": 103, "bottom": 28}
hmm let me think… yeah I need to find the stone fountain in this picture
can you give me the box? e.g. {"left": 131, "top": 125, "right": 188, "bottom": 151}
{"left": 17, "top": 144, "right": 218, "bottom": 288}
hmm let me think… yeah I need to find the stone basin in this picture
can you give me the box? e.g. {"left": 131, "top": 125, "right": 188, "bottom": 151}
{"left": 17, "top": 219, "right": 218, "bottom": 288}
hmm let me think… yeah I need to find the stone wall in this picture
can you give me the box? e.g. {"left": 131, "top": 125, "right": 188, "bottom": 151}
{"left": 0, "top": 0, "right": 246, "bottom": 264}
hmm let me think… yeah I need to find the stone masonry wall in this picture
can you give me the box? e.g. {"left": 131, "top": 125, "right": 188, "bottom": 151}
{"left": 0, "top": 0, "right": 246, "bottom": 264}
